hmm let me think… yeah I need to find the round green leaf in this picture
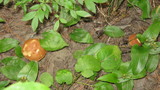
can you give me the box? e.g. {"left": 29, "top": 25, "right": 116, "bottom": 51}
{"left": 75, "top": 55, "right": 101, "bottom": 78}
{"left": 0, "top": 38, "right": 19, "bottom": 53}
{"left": 40, "top": 30, "right": 68, "bottom": 51}
{"left": 0, "top": 57, "right": 26, "bottom": 80}
{"left": 94, "top": 82, "right": 114, "bottom": 90}
{"left": 73, "top": 50, "right": 84, "bottom": 59}
{"left": 69, "top": 29, "right": 93, "bottom": 43}
{"left": 4, "top": 82, "right": 50, "bottom": 90}
{"left": 55, "top": 69, "right": 73, "bottom": 84}
{"left": 40, "top": 72, "right": 54, "bottom": 87}
{"left": 83, "top": 43, "right": 107, "bottom": 56}
{"left": 17, "top": 61, "right": 38, "bottom": 81}
{"left": 96, "top": 45, "right": 122, "bottom": 72}
{"left": 104, "top": 26, "right": 125, "bottom": 37}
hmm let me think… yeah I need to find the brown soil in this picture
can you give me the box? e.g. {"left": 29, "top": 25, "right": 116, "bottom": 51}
{"left": 0, "top": 1, "right": 160, "bottom": 90}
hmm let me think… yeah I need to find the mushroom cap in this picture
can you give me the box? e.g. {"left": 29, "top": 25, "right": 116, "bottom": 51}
{"left": 128, "top": 34, "right": 141, "bottom": 46}
{"left": 22, "top": 39, "right": 47, "bottom": 61}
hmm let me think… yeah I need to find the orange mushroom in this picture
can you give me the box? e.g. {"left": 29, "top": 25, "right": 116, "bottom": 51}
{"left": 22, "top": 39, "right": 47, "bottom": 61}
{"left": 128, "top": 34, "right": 142, "bottom": 46}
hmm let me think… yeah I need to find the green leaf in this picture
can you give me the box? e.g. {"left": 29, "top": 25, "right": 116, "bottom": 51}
{"left": 69, "top": 29, "right": 93, "bottom": 43}
{"left": 75, "top": 55, "right": 101, "bottom": 78}
{"left": 149, "top": 42, "right": 160, "bottom": 54}
{"left": 17, "top": 61, "right": 38, "bottom": 81}
{"left": 76, "top": 11, "right": 91, "bottom": 17}
{"left": 31, "top": 17, "right": 39, "bottom": 31}
{"left": 14, "top": 45, "right": 23, "bottom": 58}
{"left": 83, "top": 43, "right": 107, "bottom": 56}
{"left": 96, "top": 45, "right": 122, "bottom": 72}
{"left": 119, "top": 61, "right": 131, "bottom": 74}
{"left": 146, "top": 54, "right": 159, "bottom": 73}
{"left": 60, "top": 8, "right": 80, "bottom": 26}
{"left": 94, "top": 82, "right": 114, "bottom": 90}
{"left": 52, "top": 1, "right": 59, "bottom": 12}
{"left": 0, "top": 0, "right": 3, "bottom": 3}
{"left": 55, "top": 69, "right": 73, "bottom": 84}
{"left": 70, "top": 10, "right": 77, "bottom": 18}
{"left": 119, "top": 62, "right": 146, "bottom": 80}
{"left": 98, "top": 70, "right": 131, "bottom": 83}
{"left": 98, "top": 73, "right": 119, "bottom": 83}
{"left": 37, "top": 9, "right": 45, "bottom": 23}
{"left": 0, "top": 81, "right": 10, "bottom": 89}
{"left": 128, "top": 0, "right": 151, "bottom": 19}
{"left": 30, "top": 4, "right": 40, "bottom": 10}
{"left": 104, "top": 26, "right": 125, "bottom": 37}
{"left": 151, "top": 6, "right": 160, "bottom": 21}
{"left": 0, "top": 57, "right": 26, "bottom": 80}
{"left": 116, "top": 80, "right": 134, "bottom": 90}
{"left": 46, "top": 4, "right": 52, "bottom": 13}
{"left": 0, "top": 38, "right": 19, "bottom": 53}
{"left": 40, "top": 30, "right": 68, "bottom": 51}
{"left": 4, "top": 82, "right": 50, "bottom": 90}
{"left": 3, "top": 0, "right": 9, "bottom": 5}
{"left": 129, "top": 45, "right": 150, "bottom": 75}
{"left": 85, "top": 0, "right": 96, "bottom": 13}
{"left": 0, "top": 18, "right": 5, "bottom": 22}
{"left": 78, "top": 0, "right": 83, "bottom": 5}
{"left": 40, "top": 72, "right": 54, "bottom": 87}
{"left": 64, "top": 1, "right": 73, "bottom": 10}
{"left": 60, "top": 18, "right": 67, "bottom": 24}
{"left": 73, "top": 50, "right": 84, "bottom": 59}
{"left": 81, "top": 70, "right": 94, "bottom": 78}
{"left": 44, "top": 10, "right": 50, "bottom": 19}
{"left": 53, "top": 20, "right": 60, "bottom": 31}
{"left": 41, "top": 3, "right": 47, "bottom": 11}
{"left": 22, "top": 12, "right": 36, "bottom": 21}
{"left": 142, "top": 20, "right": 160, "bottom": 41}
{"left": 92, "top": 0, "right": 108, "bottom": 3}
{"left": 131, "top": 69, "right": 146, "bottom": 79}
{"left": 89, "top": 72, "right": 98, "bottom": 80}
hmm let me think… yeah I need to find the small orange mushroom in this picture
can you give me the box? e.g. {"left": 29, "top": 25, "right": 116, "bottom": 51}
{"left": 22, "top": 39, "right": 47, "bottom": 61}
{"left": 128, "top": 34, "right": 142, "bottom": 46}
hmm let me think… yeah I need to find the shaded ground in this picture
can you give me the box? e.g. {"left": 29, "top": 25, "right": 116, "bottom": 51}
{"left": 0, "top": 1, "right": 160, "bottom": 90}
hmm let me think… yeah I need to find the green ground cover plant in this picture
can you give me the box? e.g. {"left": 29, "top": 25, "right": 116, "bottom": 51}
{"left": 0, "top": 0, "right": 160, "bottom": 90}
